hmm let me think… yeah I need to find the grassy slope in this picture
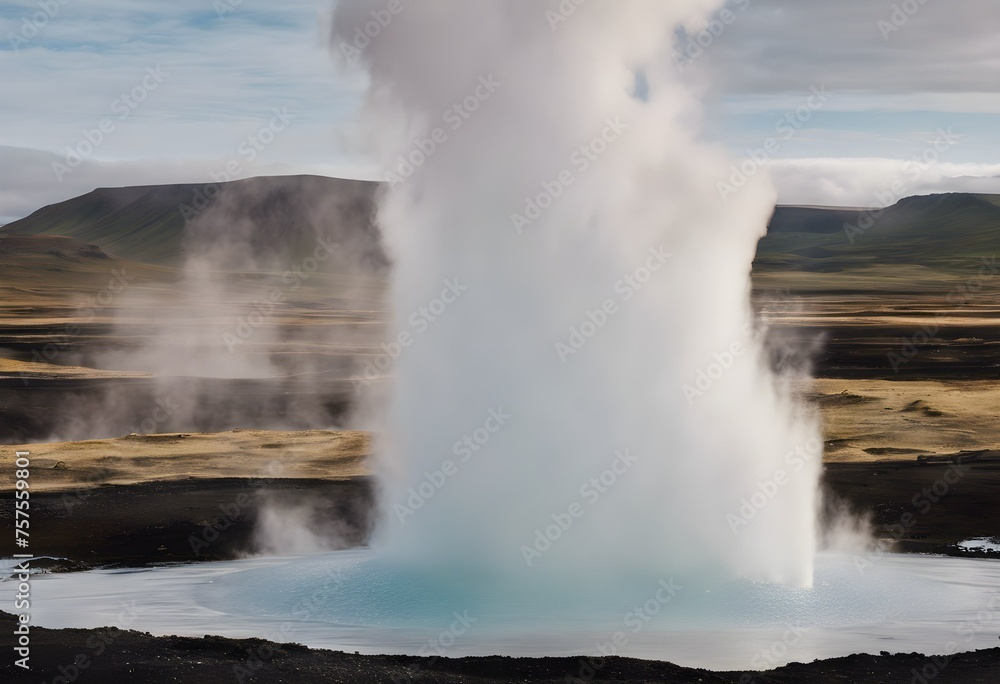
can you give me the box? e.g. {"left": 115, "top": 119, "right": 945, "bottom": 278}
{"left": 4, "top": 184, "right": 197, "bottom": 264}
{"left": 756, "top": 193, "right": 1000, "bottom": 274}
{"left": 2, "top": 174, "right": 382, "bottom": 267}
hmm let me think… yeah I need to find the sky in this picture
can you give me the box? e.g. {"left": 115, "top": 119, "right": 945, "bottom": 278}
{"left": 1, "top": 0, "right": 998, "bottom": 223}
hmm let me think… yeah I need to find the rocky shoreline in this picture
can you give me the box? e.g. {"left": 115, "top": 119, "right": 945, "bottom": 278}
{"left": 2, "top": 612, "right": 1000, "bottom": 683}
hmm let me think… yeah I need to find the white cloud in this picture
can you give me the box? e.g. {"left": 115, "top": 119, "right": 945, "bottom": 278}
{"left": 694, "top": 0, "right": 1000, "bottom": 108}
{"left": 767, "top": 158, "right": 1000, "bottom": 207}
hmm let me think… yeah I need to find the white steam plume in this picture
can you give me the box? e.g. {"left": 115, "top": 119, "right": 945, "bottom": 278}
{"left": 333, "top": 0, "right": 822, "bottom": 587}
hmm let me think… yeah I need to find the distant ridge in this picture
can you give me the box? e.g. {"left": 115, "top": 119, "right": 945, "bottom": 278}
{"left": 3, "top": 175, "right": 384, "bottom": 269}
{"left": 757, "top": 192, "right": 1000, "bottom": 273}
{"left": 4, "top": 177, "right": 999, "bottom": 275}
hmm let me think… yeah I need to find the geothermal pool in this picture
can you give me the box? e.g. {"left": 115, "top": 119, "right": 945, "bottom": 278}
{"left": 20, "top": 551, "right": 1000, "bottom": 670}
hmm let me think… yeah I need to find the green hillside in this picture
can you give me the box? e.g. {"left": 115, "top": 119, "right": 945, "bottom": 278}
{"left": 3, "top": 175, "right": 383, "bottom": 270}
{"left": 756, "top": 193, "right": 1000, "bottom": 275}
{"left": 4, "top": 184, "right": 194, "bottom": 264}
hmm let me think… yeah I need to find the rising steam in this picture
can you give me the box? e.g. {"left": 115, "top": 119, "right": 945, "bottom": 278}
{"left": 333, "top": 0, "right": 824, "bottom": 587}
{"left": 43, "top": 176, "right": 387, "bottom": 442}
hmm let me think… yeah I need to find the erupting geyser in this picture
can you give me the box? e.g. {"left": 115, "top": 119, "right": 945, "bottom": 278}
{"left": 334, "top": 0, "right": 822, "bottom": 591}
{"left": 24, "top": 3, "right": 1000, "bottom": 671}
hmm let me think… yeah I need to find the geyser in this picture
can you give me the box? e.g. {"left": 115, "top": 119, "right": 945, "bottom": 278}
{"left": 333, "top": 0, "right": 822, "bottom": 589}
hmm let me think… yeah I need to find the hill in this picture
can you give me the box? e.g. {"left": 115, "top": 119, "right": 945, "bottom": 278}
{"left": 2, "top": 175, "right": 385, "bottom": 270}
{"left": 756, "top": 193, "right": 1000, "bottom": 275}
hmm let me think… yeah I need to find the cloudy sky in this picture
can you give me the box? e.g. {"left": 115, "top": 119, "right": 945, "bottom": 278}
{"left": 1, "top": 0, "right": 998, "bottom": 223}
